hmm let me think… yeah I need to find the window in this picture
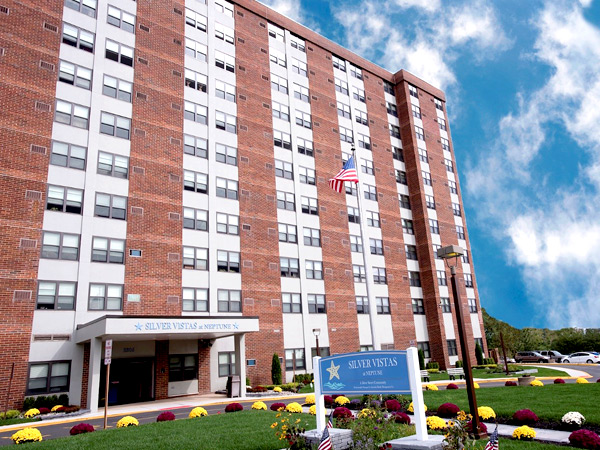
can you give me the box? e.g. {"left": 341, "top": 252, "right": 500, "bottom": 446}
{"left": 434, "top": 98, "right": 443, "bottom": 111}
{"left": 215, "top": 80, "right": 236, "bottom": 102}
{"left": 389, "top": 125, "right": 401, "bottom": 139}
{"left": 65, "top": 0, "right": 97, "bottom": 17}
{"left": 456, "top": 225, "right": 465, "bottom": 240}
{"left": 274, "top": 130, "right": 291, "bottom": 149}
{"left": 462, "top": 251, "right": 470, "bottom": 264}
{"left": 271, "top": 74, "right": 288, "bottom": 94}
{"left": 55, "top": 100, "right": 89, "bottom": 129}
{"left": 184, "top": 101, "right": 208, "bottom": 125}
{"left": 339, "top": 126, "right": 353, "bottom": 143}
{"left": 107, "top": 6, "right": 135, "bottom": 32}
{"left": 268, "top": 23, "right": 285, "bottom": 41}
{"left": 418, "top": 148, "right": 428, "bottom": 163}
{"left": 301, "top": 197, "right": 318, "bottom": 215}
{"left": 50, "top": 141, "right": 86, "bottom": 170}
{"left": 105, "top": 40, "right": 133, "bottom": 66}
{"left": 376, "top": 297, "right": 390, "bottom": 314}
{"left": 182, "top": 288, "right": 208, "bottom": 312}
{"left": 299, "top": 167, "right": 315, "bottom": 185}
{"left": 402, "top": 219, "right": 414, "bottom": 235}
{"left": 405, "top": 244, "right": 417, "bottom": 260}
{"left": 183, "top": 247, "right": 208, "bottom": 270}
{"left": 335, "top": 78, "right": 348, "bottom": 95}
{"left": 412, "top": 104, "right": 421, "bottom": 119}
{"left": 89, "top": 283, "right": 123, "bottom": 310}
{"left": 429, "top": 219, "right": 439, "bottom": 234}
{"left": 337, "top": 101, "right": 350, "bottom": 119}
{"left": 373, "top": 267, "right": 387, "bottom": 284}
{"left": 345, "top": 182, "right": 357, "bottom": 196}
{"left": 290, "top": 35, "right": 305, "bottom": 52}
{"left": 270, "top": 49, "right": 286, "bottom": 67}
{"left": 394, "top": 171, "right": 407, "bottom": 186}
{"left": 27, "top": 361, "right": 70, "bottom": 394}
{"left": 184, "top": 170, "right": 208, "bottom": 194}
{"left": 412, "top": 298, "right": 425, "bottom": 314}
{"left": 217, "top": 250, "right": 240, "bottom": 273}
{"left": 92, "top": 237, "right": 124, "bottom": 263}
{"left": 464, "top": 274, "right": 473, "bottom": 288}
{"left": 422, "top": 171, "right": 432, "bottom": 186}
{"left": 437, "top": 270, "right": 447, "bottom": 286}
{"left": 215, "top": 51, "right": 235, "bottom": 72}
{"left": 62, "top": 23, "right": 94, "bottom": 52}
{"left": 415, "top": 126, "right": 424, "bottom": 140}
{"left": 358, "top": 134, "right": 371, "bottom": 150}
{"left": 183, "top": 135, "right": 207, "bottom": 159}
{"left": 438, "top": 118, "right": 447, "bottom": 131}
{"left": 355, "top": 109, "right": 368, "bottom": 125}
{"left": 37, "top": 281, "right": 76, "bottom": 310}
{"left": 294, "top": 84, "right": 309, "bottom": 103}
{"left": 275, "top": 160, "right": 293, "bottom": 179}
{"left": 352, "top": 87, "right": 365, "bottom": 103}
{"left": 94, "top": 193, "right": 127, "bottom": 220}
{"left": 297, "top": 138, "right": 313, "bottom": 156}
{"left": 409, "top": 271, "right": 421, "bottom": 287}
{"left": 305, "top": 260, "right": 323, "bottom": 279}
{"left": 399, "top": 194, "right": 410, "bottom": 210}
{"left": 216, "top": 177, "right": 238, "bottom": 200}
{"left": 440, "top": 298, "right": 451, "bottom": 313}
{"left": 184, "top": 38, "right": 208, "bottom": 62}
{"left": 58, "top": 60, "right": 92, "bottom": 89}
{"left": 364, "top": 185, "right": 377, "bottom": 201}
{"left": 295, "top": 111, "right": 311, "bottom": 129}
{"left": 350, "top": 65, "right": 363, "bottom": 79}
{"left": 183, "top": 207, "right": 208, "bottom": 231}
{"left": 449, "top": 180, "right": 457, "bottom": 194}
{"left": 215, "top": 144, "right": 237, "bottom": 166}
{"left": 279, "top": 223, "right": 297, "bottom": 243}
{"left": 447, "top": 340, "right": 458, "bottom": 356}
{"left": 215, "top": 111, "right": 237, "bottom": 133}
{"left": 386, "top": 102, "right": 398, "bottom": 117}
{"left": 353, "top": 265, "right": 365, "bottom": 282}
{"left": 417, "top": 342, "right": 430, "bottom": 358}
{"left": 98, "top": 151, "right": 128, "bottom": 179}
{"left": 311, "top": 347, "right": 331, "bottom": 358}
{"left": 366, "top": 211, "right": 380, "bottom": 227}
{"left": 100, "top": 112, "right": 131, "bottom": 139}
{"left": 169, "top": 355, "right": 197, "bottom": 382}
{"left": 282, "top": 293, "right": 301, "bottom": 313}
{"left": 185, "top": 69, "right": 207, "bottom": 92}
{"left": 277, "top": 191, "right": 295, "bottom": 211}
{"left": 218, "top": 289, "right": 241, "bottom": 312}
{"left": 285, "top": 349, "right": 305, "bottom": 370}
{"left": 46, "top": 185, "right": 83, "bottom": 214}
{"left": 369, "top": 238, "right": 383, "bottom": 255}
{"left": 360, "top": 345, "right": 374, "bottom": 352}
{"left": 408, "top": 84, "right": 418, "bottom": 98}
{"left": 215, "top": 23, "right": 234, "bottom": 44}
{"left": 216, "top": 213, "right": 239, "bottom": 235}
{"left": 468, "top": 298, "right": 478, "bottom": 313}
{"left": 348, "top": 206, "right": 360, "bottom": 223}
{"left": 218, "top": 352, "right": 236, "bottom": 377}
{"left": 425, "top": 195, "right": 436, "bottom": 209}
{"left": 361, "top": 159, "right": 374, "bottom": 175}
{"left": 304, "top": 227, "right": 320, "bottom": 247}
{"left": 292, "top": 58, "right": 307, "bottom": 76}
{"left": 445, "top": 158, "right": 454, "bottom": 173}
{"left": 308, "top": 294, "right": 326, "bottom": 313}
{"left": 280, "top": 257, "right": 299, "bottom": 278}
{"left": 185, "top": 8, "right": 207, "bottom": 31}
{"left": 350, "top": 235, "right": 362, "bottom": 253}
{"left": 393, "top": 147, "right": 404, "bottom": 162}
{"left": 441, "top": 137, "right": 450, "bottom": 151}
{"left": 356, "top": 296, "right": 368, "bottom": 314}
{"left": 102, "top": 75, "right": 132, "bottom": 102}
{"left": 272, "top": 101, "right": 290, "bottom": 121}
{"left": 332, "top": 55, "right": 345, "bottom": 71}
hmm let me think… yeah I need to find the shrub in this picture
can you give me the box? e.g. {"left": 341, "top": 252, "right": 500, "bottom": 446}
{"left": 335, "top": 396, "right": 350, "bottom": 406}
{"left": 513, "top": 409, "right": 538, "bottom": 425}
{"left": 426, "top": 416, "right": 446, "bottom": 430}
{"left": 418, "top": 349, "right": 425, "bottom": 370}
{"left": 384, "top": 399, "right": 402, "bottom": 412}
{"left": 348, "top": 399, "right": 362, "bottom": 410}
{"left": 34, "top": 396, "right": 47, "bottom": 409}
{"left": 58, "top": 394, "right": 69, "bottom": 406}
{"left": 530, "top": 380, "right": 544, "bottom": 387}
{"left": 394, "top": 412, "right": 411, "bottom": 425}
{"left": 23, "top": 408, "right": 40, "bottom": 418}
{"left": 505, "top": 381, "right": 517, "bottom": 386}
{"left": 70, "top": 423, "right": 95, "bottom": 435}
{"left": 271, "top": 402, "right": 286, "bottom": 411}
{"left": 554, "top": 378, "right": 566, "bottom": 384}
{"left": 248, "top": 386, "right": 267, "bottom": 393}
{"left": 426, "top": 362, "right": 440, "bottom": 370}
{"left": 407, "top": 402, "right": 427, "bottom": 413}
{"left": 427, "top": 369, "right": 440, "bottom": 374}
{"left": 513, "top": 425, "right": 536, "bottom": 440}
{"left": 51, "top": 405, "right": 63, "bottom": 412}
{"left": 478, "top": 406, "right": 496, "bottom": 421}
{"left": 455, "top": 360, "right": 463, "bottom": 368}
{"left": 333, "top": 407, "right": 353, "bottom": 419}
{"left": 309, "top": 405, "right": 316, "bottom": 415}
{"left": 189, "top": 407, "right": 208, "bottom": 418}
{"left": 0, "top": 410, "right": 20, "bottom": 420}
{"left": 271, "top": 353, "right": 282, "bottom": 385}
{"left": 11, "top": 427, "right": 42, "bottom": 444}
{"left": 304, "top": 394, "right": 315, "bottom": 405}
{"left": 446, "top": 383, "right": 459, "bottom": 390}
{"left": 425, "top": 384, "right": 438, "bottom": 391}
{"left": 562, "top": 412, "right": 586, "bottom": 427}
{"left": 577, "top": 378, "right": 590, "bottom": 384}
{"left": 116, "top": 416, "right": 139, "bottom": 427}
{"left": 466, "top": 420, "right": 487, "bottom": 434}
{"left": 55, "top": 405, "right": 80, "bottom": 414}
{"left": 475, "top": 343, "right": 484, "bottom": 366}
{"left": 22, "top": 397, "right": 35, "bottom": 412}
{"left": 156, "top": 411, "right": 175, "bottom": 422}
{"left": 282, "top": 383, "right": 298, "bottom": 391}
{"left": 324, "top": 395, "right": 334, "bottom": 407}
{"left": 569, "top": 429, "right": 600, "bottom": 449}
{"left": 437, "top": 403, "right": 460, "bottom": 418}
{"left": 225, "top": 403, "right": 243, "bottom": 413}
{"left": 597, "top": 379, "right": 600, "bottom": 383}
{"left": 251, "top": 401, "right": 267, "bottom": 411}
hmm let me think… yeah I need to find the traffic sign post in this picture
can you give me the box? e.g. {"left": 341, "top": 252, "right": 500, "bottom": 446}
{"left": 103, "top": 340, "right": 112, "bottom": 429}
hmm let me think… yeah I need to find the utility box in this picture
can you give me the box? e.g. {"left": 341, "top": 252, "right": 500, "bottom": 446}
{"left": 227, "top": 375, "right": 240, "bottom": 398}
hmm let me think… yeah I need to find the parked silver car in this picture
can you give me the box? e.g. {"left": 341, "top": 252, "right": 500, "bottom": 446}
{"left": 538, "top": 350, "right": 565, "bottom": 362}
{"left": 562, "top": 352, "right": 600, "bottom": 364}
{"left": 514, "top": 351, "right": 550, "bottom": 363}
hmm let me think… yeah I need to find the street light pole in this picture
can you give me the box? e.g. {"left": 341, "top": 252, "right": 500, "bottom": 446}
{"left": 313, "top": 328, "right": 321, "bottom": 357}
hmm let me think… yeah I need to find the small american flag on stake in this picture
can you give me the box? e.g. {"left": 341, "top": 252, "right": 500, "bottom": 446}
{"left": 328, "top": 156, "right": 359, "bottom": 193}
{"left": 317, "top": 409, "right": 335, "bottom": 450}
{"left": 484, "top": 425, "right": 499, "bottom": 450}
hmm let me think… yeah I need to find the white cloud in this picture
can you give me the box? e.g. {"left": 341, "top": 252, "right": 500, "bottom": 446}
{"left": 259, "top": 0, "right": 303, "bottom": 22}
{"left": 393, "top": 0, "right": 441, "bottom": 12}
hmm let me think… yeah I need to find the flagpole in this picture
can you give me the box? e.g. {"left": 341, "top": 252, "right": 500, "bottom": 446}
{"left": 351, "top": 145, "right": 380, "bottom": 351}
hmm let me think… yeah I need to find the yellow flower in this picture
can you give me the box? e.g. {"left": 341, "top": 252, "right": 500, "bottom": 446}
{"left": 358, "top": 408, "right": 377, "bottom": 419}
{"left": 273, "top": 386, "right": 283, "bottom": 392}
{"left": 276, "top": 413, "right": 281, "bottom": 418}
{"left": 271, "top": 422, "right": 278, "bottom": 428}
{"left": 530, "top": 379, "right": 544, "bottom": 387}
{"left": 426, "top": 416, "right": 447, "bottom": 430}
{"left": 309, "top": 405, "right": 316, "bottom": 415}
{"left": 188, "top": 407, "right": 208, "bottom": 418}
{"left": 11, "top": 428, "right": 42, "bottom": 444}
{"left": 457, "top": 410, "right": 467, "bottom": 421}
{"left": 576, "top": 378, "right": 589, "bottom": 384}
{"left": 425, "top": 384, "right": 439, "bottom": 391}
{"left": 478, "top": 406, "right": 496, "bottom": 420}
{"left": 23, "top": 408, "right": 40, "bottom": 418}
{"left": 286, "top": 402, "right": 303, "bottom": 413}
{"left": 305, "top": 394, "right": 316, "bottom": 405}
{"left": 282, "top": 425, "right": 288, "bottom": 432}
{"left": 473, "top": 382, "right": 480, "bottom": 389}
{"left": 513, "top": 425, "right": 536, "bottom": 440}
{"left": 51, "top": 405, "right": 63, "bottom": 412}
{"left": 335, "top": 396, "right": 350, "bottom": 405}
{"left": 252, "top": 401, "right": 267, "bottom": 410}
{"left": 408, "top": 402, "right": 427, "bottom": 413}
{"left": 116, "top": 416, "right": 139, "bottom": 427}
{"left": 295, "top": 418, "right": 301, "bottom": 424}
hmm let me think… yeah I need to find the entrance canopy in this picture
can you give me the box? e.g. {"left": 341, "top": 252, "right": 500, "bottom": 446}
{"left": 75, "top": 315, "right": 260, "bottom": 343}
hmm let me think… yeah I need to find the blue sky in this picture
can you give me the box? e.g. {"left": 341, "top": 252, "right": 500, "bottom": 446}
{"left": 262, "top": 0, "right": 600, "bottom": 329}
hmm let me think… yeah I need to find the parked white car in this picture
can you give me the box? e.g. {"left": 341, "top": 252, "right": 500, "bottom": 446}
{"left": 561, "top": 352, "right": 600, "bottom": 364}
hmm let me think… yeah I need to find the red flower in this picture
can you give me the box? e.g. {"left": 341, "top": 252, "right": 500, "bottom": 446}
{"left": 156, "top": 411, "right": 176, "bottom": 422}
{"left": 513, "top": 409, "right": 539, "bottom": 425}
{"left": 270, "top": 402, "right": 286, "bottom": 411}
{"left": 384, "top": 399, "right": 402, "bottom": 412}
{"left": 554, "top": 378, "right": 566, "bottom": 384}
{"left": 70, "top": 423, "right": 95, "bottom": 435}
{"left": 394, "top": 412, "right": 411, "bottom": 424}
{"left": 569, "top": 429, "right": 600, "bottom": 449}
{"left": 437, "top": 403, "right": 460, "bottom": 418}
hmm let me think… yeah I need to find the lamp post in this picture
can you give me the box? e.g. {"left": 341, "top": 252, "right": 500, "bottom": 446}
{"left": 438, "top": 245, "right": 485, "bottom": 439}
{"left": 313, "top": 328, "right": 321, "bottom": 357}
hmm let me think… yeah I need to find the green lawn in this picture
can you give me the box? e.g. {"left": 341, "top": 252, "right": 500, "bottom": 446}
{"left": 423, "top": 383, "right": 600, "bottom": 424}
{"left": 428, "top": 366, "right": 568, "bottom": 381}
{"left": 0, "top": 417, "right": 40, "bottom": 426}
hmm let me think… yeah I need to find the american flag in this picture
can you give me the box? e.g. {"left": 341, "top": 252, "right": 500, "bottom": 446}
{"left": 484, "top": 425, "right": 499, "bottom": 450}
{"left": 328, "top": 156, "right": 359, "bottom": 193}
{"left": 317, "top": 410, "right": 335, "bottom": 450}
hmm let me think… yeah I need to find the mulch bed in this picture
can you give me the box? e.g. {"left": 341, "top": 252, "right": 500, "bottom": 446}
{"left": 494, "top": 417, "right": 600, "bottom": 435}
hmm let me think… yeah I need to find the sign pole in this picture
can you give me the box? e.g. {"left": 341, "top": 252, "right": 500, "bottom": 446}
{"left": 312, "top": 356, "right": 324, "bottom": 433}
{"left": 407, "top": 347, "right": 428, "bottom": 441}
{"left": 103, "top": 339, "right": 112, "bottom": 430}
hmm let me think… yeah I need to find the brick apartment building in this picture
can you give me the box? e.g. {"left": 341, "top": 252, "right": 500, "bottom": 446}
{"left": 0, "top": 0, "right": 486, "bottom": 411}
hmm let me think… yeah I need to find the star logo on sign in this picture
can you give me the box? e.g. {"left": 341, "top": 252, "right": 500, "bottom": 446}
{"left": 135, "top": 322, "right": 143, "bottom": 331}
{"left": 326, "top": 361, "right": 341, "bottom": 381}
{"left": 233, "top": 322, "right": 239, "bottom": 330}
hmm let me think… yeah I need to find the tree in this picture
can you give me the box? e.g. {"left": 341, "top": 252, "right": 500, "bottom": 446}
{"left": 271, "top": 353, "right": 282, "bottom": 385}
{"left": 475, "top": 343, "right": 484, "bottom": 366}
{"left": 418, "top": 349, "right": 425, "bottom": 370}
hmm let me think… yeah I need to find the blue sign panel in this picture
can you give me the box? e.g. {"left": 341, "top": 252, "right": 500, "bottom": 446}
{"left": 318, "top": 351, "right": 410, "bottom": 394}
